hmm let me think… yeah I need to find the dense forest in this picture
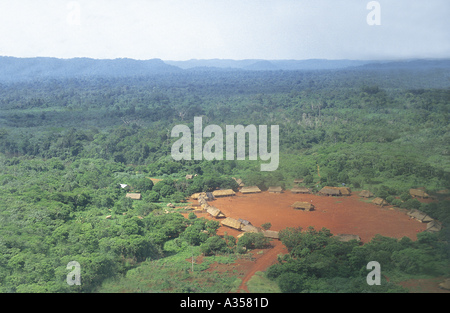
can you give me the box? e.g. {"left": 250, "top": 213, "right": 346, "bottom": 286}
{"left": 0, "top": 58, "right": 449, "bottom": 292}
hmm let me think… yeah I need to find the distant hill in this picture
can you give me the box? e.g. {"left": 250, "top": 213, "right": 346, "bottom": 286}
{"left": 165, "top": 58, "right": 450, "bottom": 71}
{"left": 0, "top": 56, "right": 449, "bottom": 82}
{"left": 243, "top": 60, "right": 279, "bottom": 71}
{"left": 356, "top": 59, "right": 450, "bottom": 70}
{"left": 0, "top": 56, "right": 181, "bottom": 82}
{"left": 165, "top": 58, "right": 376, "bottom": 71}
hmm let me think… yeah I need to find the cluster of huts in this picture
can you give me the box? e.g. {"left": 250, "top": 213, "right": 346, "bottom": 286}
{"left": 123, "top": 179, "right": 442, "bottom": 237}
{"left": 318, "top": 186, "right": 352, "bottom": 196}
{"left": 191, "top": 190, "right": 280, "bottom": 239}
{"left": 357, "top": 188, "right": 442, "bottom": 233}
{"left": 407, "top": 209, "right": 442, "bottom": 233}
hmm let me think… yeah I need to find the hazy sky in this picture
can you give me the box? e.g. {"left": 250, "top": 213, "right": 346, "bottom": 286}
{"left": 0, "top": 0, "right": 448, "bottom": 60}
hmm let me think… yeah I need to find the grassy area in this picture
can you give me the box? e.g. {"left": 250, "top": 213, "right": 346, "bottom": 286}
{"left": 246, "top": 271, "right": 281, "bottom": 293}
{"left": 97, "top": 239, "right": 241, "bottom": 293}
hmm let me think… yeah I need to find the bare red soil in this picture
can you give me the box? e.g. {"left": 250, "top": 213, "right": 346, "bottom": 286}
{"left": 213, "top": 191, "right": 426, "bottom": 243}
{"left": 185, "top": 191, "right": 429, "bottom": 292}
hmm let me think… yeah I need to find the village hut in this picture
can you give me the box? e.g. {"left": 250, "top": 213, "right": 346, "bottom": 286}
{"left": 232, "top": 177, "right": 245, "bottom": 187}
{"left": 238, "top": 218, "right": 252, "bottom": 226}
{"left": 240, "top": 186, "right": 262, "bottom": 194}
{"left": 268, "top": 186, "right": 283, "bottom": 193}
{"left": 185, "top": 174, "right": 194, "bottom": 180}
{"left": 426, "top": 220, "right": 442, "bottom": 233}
{"left": 242, "top": 224, "right": 260, "bottom": 233}
{"left": 200, "top": 202, "right": 210, "bottom": 211}
{"left": 126, "top": 193, "right": 141, "bottom": 200}
{"left": 207, "top": 206, "right": 225, "bottom": 218}
{"left": 262, "top": 230, "right": 279, "bottom": 239}
{"left": 334, "top": 234, "right": 361, "bottom": 243}
{"left": 407, "top": 209, "right": 434, "bottom": 223}
{"left": 291, "top": 186, "right": 311, "bottom": 194}
{"left": 409, "top": 188, "right": 429, "bottom": 199}
{"left": 191, "top": 192, "right": 206, "bottom": 200}
{"left": 205, "top": 192, "right": 215, "bottom": 201}
{"left": 319, "top": 187, "right": 341, "bottom": 196}
{"left": 359, "top": 190, "right": 374, "bottom": 198}
{"left": 291, "top": 201, "right": 315, "bottom": 211}
{"left": 221, "top": 217, "right": 243, "bottom": 230}
{"left": 336, "top": 187, "right": 351, "bottom": 196}
{"left": 198, "top": 196, "right": 207, "bottom": 205}
{"left": 293, "top": 178, "right": 304, "bottom": 185}
{"left": 212, "top": 189, "right": 236, "bottom": 197}
{"left": 371, "top": 197, "right": 388, "bottom": 206}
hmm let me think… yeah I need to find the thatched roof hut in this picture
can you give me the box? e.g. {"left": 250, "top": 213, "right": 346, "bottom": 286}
{"left": 268, "top": 186, "right": 283, "bottom": 193}
{"left": 291, "top": 201, "right": 315, "bottom": 211}
{"left": 185, "top": 174, "right": 194, "bottom": 179}
{"left": 242, "top": 224, "right": 260, "bottom": 233}
{"left": 191, "top": 192, "right": 206, "bottom": 200}
{"left": 336, "top": 187, "right": 351, "bottom": 196}
{"left": 240, "top": 186, "right": 261, "bottom": 194}
{"left": 359, "top": 190, "right": 374, "bottom": 198}
{"left": 426, "top": 220, "right": 442, "bottom": 233}
{"left": 371, "top": 197, "right": 388, "bottom": 206}
{"left": 262, "top": 230, "right": 279, "bottom": 239}
{"left": 212, "top": 189, "right": 236, "bottom": 197}
{"left": 291, "top": 186, "right": 311, "bottom": 194}
{"left": 293, "top": 178, "right": 304, "bottom": 184}
{"left": 221, "top": 217, "right": 243, "bottom": 230}
{"left": 319, "top": 187, "right": 341, "bottom": 196}
{"left": 232, "top": 177, "right": 245, "bottom": 187}
{"left": 205, "top": 192, "right": 215, "bottom": 201}
{"left": 238, "top": 218, "right": 252, "bottom": 226}
{"left": 200, "top": 203, "right": 210, "bottom": 211}
{"left": 198, "top": 196, "right": 207, "bottom": 205}
{"left": 409, "top": 188, "right": 429, "bottom": 198}
{"left": 207, "top": 206, "right": 225, "bottom": 218}
{"left": 126, "top": 193, "right": 141, "bottom": 200}
{"left": 407, "top": 209, "right": 433, "bottom": 223}
{"left": 334, "top": 234, "right": 361, "bottom": 242}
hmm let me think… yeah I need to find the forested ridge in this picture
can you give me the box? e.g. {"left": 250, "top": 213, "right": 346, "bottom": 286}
{"left": 0, "top": 59, "right": 449, "bottom": 292}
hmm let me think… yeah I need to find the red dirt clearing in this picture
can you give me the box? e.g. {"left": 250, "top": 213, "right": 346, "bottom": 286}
{"left": 213, "top": 191, "right": 427, "bottom": 243}
{"left": 186, "top": 191, "right": 429, "bottom": 292}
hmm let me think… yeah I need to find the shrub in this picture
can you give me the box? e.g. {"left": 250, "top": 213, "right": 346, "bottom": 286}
{"left": 146, "top": 191, "right": 160, "bottom": 202}
{"left": 386, "top": 195, "right": 395, "bottom": 204}
{"left": 401, "top": 198, "right": 421, "bottom": 210}
{"left": 400, "top": 192, "right": 412, "bottom": 202}
{"left": 237, "top": 233, "right": 270, "bottom": 250}
{"left": 200, "top": 236, "right": 231, "bottom": 256}
{"left": 277, "top": 273, "right": 306, "bottom": 293}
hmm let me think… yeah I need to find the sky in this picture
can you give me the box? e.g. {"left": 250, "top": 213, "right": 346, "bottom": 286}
{"left": 0, "top": 0, "right": 448, "bottom": 61}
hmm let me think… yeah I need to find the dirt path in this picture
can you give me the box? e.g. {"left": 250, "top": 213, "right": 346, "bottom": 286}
{"left": 237, "top": 240, "right": 286, "bottom": 293}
